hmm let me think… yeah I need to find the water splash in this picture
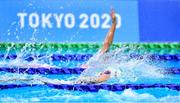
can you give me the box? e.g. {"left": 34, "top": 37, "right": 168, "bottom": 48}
{"left": 81, "top": 46, "right": 164, "bottom": 83}
{"left": 0, "top": 43, "right": 56, "bottom": 68}
{"left": 0, "top": 44, "right": 166, "bottom": 84}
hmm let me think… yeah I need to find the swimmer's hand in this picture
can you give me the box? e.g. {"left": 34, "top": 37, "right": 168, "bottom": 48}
{"left": 110, "top": 8, "right": 116, "bottom": 23}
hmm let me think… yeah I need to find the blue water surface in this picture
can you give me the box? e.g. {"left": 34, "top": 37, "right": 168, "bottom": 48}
{"left": 0, "top": 51, "right": 179, "bottom": 102}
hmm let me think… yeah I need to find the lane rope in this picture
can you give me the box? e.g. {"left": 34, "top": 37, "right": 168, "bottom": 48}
{"left": 0, "top": 54, "right": 180, "bottom": 61}
{"left": 0, "top": 67, "right": 179, "bottom": 75}
{"left": 0, "top": 83, "right": 179, "bottom": 92}
{"left": 0, "top": 43, "right": 180, "bottom": 49}
{"left": 0, "top": 43, "right": 180, "bottom": 54}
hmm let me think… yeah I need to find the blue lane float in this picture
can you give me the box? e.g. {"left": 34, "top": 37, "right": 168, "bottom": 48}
{"left": 0, "top": 67, "right": 179, "bottom": 75}
{"left": 0, "top": 83, "right": 179, "bottom": 92}
{"left": 0, "top": 67, "right": 85, "bottom": 74}
{"left": 0, "top": 54, "right": 180, "bottom": 61}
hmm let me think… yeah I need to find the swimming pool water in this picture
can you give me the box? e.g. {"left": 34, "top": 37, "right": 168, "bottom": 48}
{"left": 0, "top": 43, "right": 179, "bottom": 102}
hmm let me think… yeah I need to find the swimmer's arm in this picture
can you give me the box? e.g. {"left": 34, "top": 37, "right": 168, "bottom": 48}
{"left": 100, "top": 9, "right": 117, "bottom": 54}
{"left": 38, "top": 78, "right": 56, "bottom": 84}
{"left": 81, "top": 9, "right": 117, "bottom": 68}
{"left": 0, "top": 78, "right": 34, "bottom": 82}
{"left": 38, "top": 78, "right": 70, "bottom": 85}
{"left": 0, "top": 78, "right": 65, "bottom": 84}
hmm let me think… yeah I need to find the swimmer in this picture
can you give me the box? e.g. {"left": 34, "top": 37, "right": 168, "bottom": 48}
{"left": 39, "top": 70, "right": 111, "bottom": 84}
{"left": 0, "top": 70, "right": 111, "bottom": 84}
{"left": 42, "top": 9, "right": 117, "bottom": 84}
{"left": 79, "top": 9, "right": 117, "bottom": 83}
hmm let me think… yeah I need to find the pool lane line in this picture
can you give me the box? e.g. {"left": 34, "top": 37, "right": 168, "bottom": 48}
{"left": 0, "top": 67, "right": 179, "bottom": 75}
{"left": 0, "top": 83, "right": 179, "bottom": 92}
{"left": 0, "top": 43, "right": 179, "bottom": 50}
{"left": 0, "top": 54, "right": 180, "bottom": 61}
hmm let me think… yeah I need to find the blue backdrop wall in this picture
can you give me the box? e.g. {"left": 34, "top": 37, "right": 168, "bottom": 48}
{"left": 139, "top": 0, "right": 180, "bottom": 42}
{"left": 0, "top": 0, "right": 179, "bottom": 42}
